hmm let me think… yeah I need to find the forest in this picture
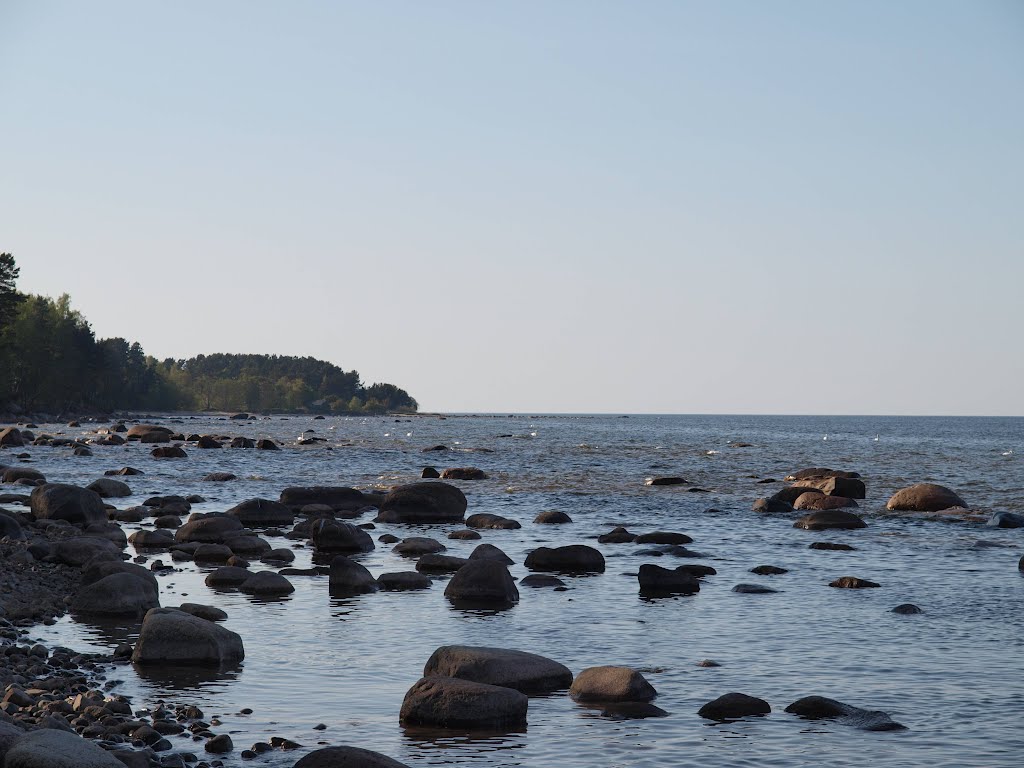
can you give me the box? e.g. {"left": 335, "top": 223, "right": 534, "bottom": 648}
{"left": 0, "top": 253, "right": 418, "bottom": 415}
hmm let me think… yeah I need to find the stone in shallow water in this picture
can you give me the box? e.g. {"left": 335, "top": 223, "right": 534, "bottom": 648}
{"left": 750, "top": 565, "right": 787, "bottom": 575}
{"left": 698, "top": 692, "right": 771, "bottom": 720}
{"left": 886, "top": 483, "right": 966, "bottom": 512}
{"left": 294, "top": 746, "right": 410, "bottom": 768}
{"left": 732, "top": 583, "right": 778, "bottom": 594}
{"left": 794, "top": 510, "right": 866, "bottom": 531}
{"left": 569, "top": 666, "right": 656, "bottom": 703}
{"left": 829, "top": 576, "right": 880, "bottom": 589}
{"left": 891, "top": 603, "right": 922, "bottom": 615}
{"left": 377, "top": 572, "right": 431, "bottom": 591}
{"left": 423, "top": 645, "right": 573, "bottom": 694}
{"left": 399, "top": 676, "right": 528, "bottom": 729}
{"left": 784, "top": 695, "right": 907, "bottom": 731}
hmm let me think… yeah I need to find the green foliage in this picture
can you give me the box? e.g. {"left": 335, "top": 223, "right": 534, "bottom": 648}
{"left": 0, "top": 252, "right": 418, "bottom": 414}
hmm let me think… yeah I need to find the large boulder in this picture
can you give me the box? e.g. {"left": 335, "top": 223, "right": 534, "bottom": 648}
{"left": 793, "top": 510, "right": 866, "bottom": 530}
{"left": 174, "top": 515, "right": 246, "bottom": 544}
{"left": 130, "top": 529, "right": 175, "bottom": 549}
{"left": 698, "top": 692, "right": 771, "bottom": 720}
{"left": 239, "top": 571, "right": 295, "bottom": 596}
{"left": 310, "top": 520, "right": 374, "bottom": 553}
{"left": 792, "top": 475, "right": 866, "bottom": 499}
{"left": 70, "top": 572, "right": 159, "bottom": 616}
{"left": 4, "top": 729, "right": 125, "bottom": 768}
{"left": 786, "top": 468, "right": 860, "bottom": 481}
{"left": 294, "top": 746, "right": 410, "bottom": 768}
{"left": 424, "top": 645, "right": 573, "bottom": 694}
{"left": 126, "top": 424, "right": 173, "bottom": 440}
{"left": 533, "top": 510, "right": 572, "bottom": 524}
{"left": 280, "top": 486, "right": 366, "bottom": 511}
{"left": 0, "top": 511, "right": 25, "bottom": 540}
{"left": 80, "top": 560, "right": 158, "bottom": 591}
{"left": 524, "top": 545, "right": 605, "bottom": 573}
{"left": 0, "top": 427, "right": 25, "bottom": 447}
{"left": 30, "top": 484, "right": 107, "bottom": 526}
{"left": 329, "top": 555, "right": 379, "bottom": 594}
{"left": 793, "top": 493, "right": 858, "bottom": 511}
{"left": 131, "top": 608, "right": 244, "bottom": 665}
{"left": 375, "top": 482, "right": 467, "bottom": 524}
{"left": 2, "top": 467, "right": 45, "bottom": 484}
{"left": 205, "top": 566, "right": 254, "bottom": 587}
{"left": 465, "top": 513, "right": 520, "bottom": 530}
{"left": 444, "top": 560, "right": 519, "bottom": 606}
{"left": 85, "top": 478, "right": 132, "bottom": 498}
{"left": 226, "top": 498, "right": 295, "bottom": 526}
{"left": 569, "top": 666, "right": 656, "bottom": 702}
{"left": 638, "top": 564, "right": 701, "bottom": 595}
{"left": 51, "top": 536, "right": 121, "bottom": 566}
{"left": 399, "top": 676, "right": 528, "bottom": 729}
{"left": 770, "top": 486, "right": 823, "bottom": 505}
{"left": 150, "top": 445, "right": 187, "bottom": 458}
{"left": 886, "top": 483, "right": 967, "bottom": 512}
{"left": 392, "top": 537, "right": 446, "bottom": 557}
{"left": 785, "top": 695, "right": 906, "bottom": 731}
{"left": 988, "top": 511, "right": 1024, "bottom": 529}
{"left": 468, "top": 543, "right": 514, "bottom": 565}
{"left": 440, "top": 467, "right": 487, "bottom": 480}
{"left": 416, "top": 554, "right": 470, "bottom": 573}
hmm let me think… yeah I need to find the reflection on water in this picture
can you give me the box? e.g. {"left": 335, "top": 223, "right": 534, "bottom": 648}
{"left": 576, "top": 702, "right": 671, "bottom": 720}
{"left": 133, "top": 661, "right": 243, "bottom": 692}
{"left": 67, "top": 613, "right": 143, "bottom": 646}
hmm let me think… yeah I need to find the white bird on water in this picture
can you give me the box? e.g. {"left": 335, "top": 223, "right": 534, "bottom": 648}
{"left": 874, "top": 435, "right": 880, "bottom": 441}
{"left": 823, "top": 434, "right": 828, "bottom": 441}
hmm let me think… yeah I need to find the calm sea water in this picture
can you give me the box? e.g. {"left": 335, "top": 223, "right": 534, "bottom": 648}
{"left": 19, "top": 413, "right": 1024, "bottom": 767}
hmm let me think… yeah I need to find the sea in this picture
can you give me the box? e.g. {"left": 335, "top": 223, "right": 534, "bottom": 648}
{"left": 16, "top": 413, "right": 1024, "bottom": 767}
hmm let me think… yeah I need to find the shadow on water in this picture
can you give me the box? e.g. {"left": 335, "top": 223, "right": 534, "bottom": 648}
{"left": 133, "top": 661, "right": 243, "bottom": 692}
{"left": 575, "top": 701, "right": 671, "bottom": 720}
{"left": 444, "top": 599, "right": 517, "bottom": 615}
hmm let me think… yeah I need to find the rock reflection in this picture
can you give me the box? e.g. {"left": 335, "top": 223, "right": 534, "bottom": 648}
{"left": 401, "top": 724, "right": 528, "bottom": 748}
{"left": 133, "top": 661, "right": 242, "bottom": 692}
{"left": 575, "top": 702, "right": 670, "bottom": 720}
{"left": 445, "top": 599, "right": 517, "bottom": 615}
{"left": 67, "top": 613, "right": 142, "bottom": 647}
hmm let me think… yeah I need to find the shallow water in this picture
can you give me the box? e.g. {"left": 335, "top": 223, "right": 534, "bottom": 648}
{"left": 12, "top": 413, "right": 1024, "bottom": 767}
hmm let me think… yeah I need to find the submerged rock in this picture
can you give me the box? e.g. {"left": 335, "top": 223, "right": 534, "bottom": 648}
{"left": 294, "top": 746, "right": 411, "bottom": 768}
{"left": 794, "top": 510, "right": 866, "bottom": 531}
{"left": 598, "top": 526, "right": 636, "bottom": 543}
{"left": 829, "top": 576, "right": 880, "bottom": 589}
{"left": 424, "top": 645, "right": 573, "bottom": 693}
{"left": 534, "top": 510, "right": 572, "bottom": 524}
{"left": 732, "top": 583, "right": 778, "bottom": 594}
{"left": 377, "top": 572, "right": 431, "bottom": 591}
{"left": 891, "top": 603, "right": 922, "bottom": 614}
{"left": 441, "top": 467, "right": 488, "bottom": 480}
{"left": 794, "top": 493, "right": 858, "bottom": 511}
{"left": 519, "top": 574, "right": 566, "bottom": 588}
{"left": 466, "top": 513, "right": 521, "bottom": 530}
{"left": 392, "top": 537, "right": 446, "bottom": 556}
{"left": 644, "top": 476, "right": 686, "bottom": 486}
{"left": 810, "top": 542, "right": 856, "bottom": 551}
{"left": 750, "top": 565, "right": 788, "bottom": 575}
{"left": 310, "top": 520, "right": 375, "bottom": 553}
{"left": 399, "top": 676, "right": 528, "bottom": 729}
{"left": 634, "top": 531, "right": 693, "bottom": 545}
{"left": 784, "top": 695, "right": 907, "bottom": 730}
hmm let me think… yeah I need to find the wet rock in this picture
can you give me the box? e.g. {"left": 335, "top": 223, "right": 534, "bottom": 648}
{"left": 696, "top": 659, "right": 721, "bottom": 667}
{"left": 3, "top": 728, "right": 125, "bottom": 767}
{"left": 132, "top": 608, "right": 244, "bottom": 665}
{"left": 280, "top": 486, "right": 366, "bottom": 512}
{"left": 377, "top": 572, "right": 431, "bottom": 591}
{"left": 150, "top": 446, "right": 187, "bottom": 458}
{"left": 525, "top": 545, "right": 605, "bottom": 573}
{"left": 598, "top": 526, "right": 636, "bottom": 543}
{"left": 422, "top": 445, "right": 449, "bottom": 452}
{"left": 175, "top": 515, "right": 245, "bottom": 544}
{"left": 534, "top": 510, "right": 572, "bottom": 524}
{"left": 829, "top": 576, "right": 880, "bottom": 588}
{"left": 784, "top": 695, "right": 906, "bottom": 730}
{"left": 239, "top": 571, "right": 295, "bottom": 596}
{"left": 440, "top": 467, "right": 487, "bottom": 480}
{"left": 886, "top": 483, "right": 967, "bottom": 512}
{"left": 634, "top": 531, "right": 693, "bottom": 545}
{"left": 465, "top": 513, "right": 521, "bottom": 530}
{"left": 193, "top": 543, "right": 235, "bottom": 563}
{"left": 752, "top": 497, "right": 793, "bottom": 514}
{"left": 644, "top": 477, "right": 686, "bottom": 486}
{"left": 30, "top": 483, "right": 107, "bottom": 526}
{"left": 786, "top": 468, "right": 861, "bottom": 481}
{"left": 794, "top": 493, "right": 858, "bottom": 511}
{"left": 569, "top": 666, "right": 656, "bottom": 702}
{"left": 261, "top": 547, "right": 295, "bottom": 563}
{"left": 106, "top": 466, "right": 143, "bottom": 476}
{"left": 793, "top": 476, "right": 867, "bottom": 499}
{"left": 129, "top": 529, "right": 175, "bottom": 549}
{"left": 51, "top": 536, "right": 121, "bottom": 566}
{"left": 293, "top": 746, "right": 411, "bottom": 768}
{"left": 750, "top": 565, "right": 787, "bottom": 575}
{"left": 424, "top": 645, "right": 573, "bottom": 694}
{"left": 86, "top": 478, "right": 132, "bottom": 498}
{"left": 0, "top": 426, "right": 26, "bottom": 447}
{"left": 375, "top": 482, "right": 467, "bottom": 524}
{"left": 256, "top": 438, "right": 279, "bottom": 450}
{"left": 126, "top": 424, "right": 173, "bottom": 440}
{"left": 0, "top": 512, "right": 25, "bottom": 539}
{"left": 310, "top": 520, "right": 374, "bottom": 553}
{"left": 770, "top": 486, "right": 824, "bottom": 505}
{"left": 447, "top": 529, "right": 481, "bottom": 540}
{"left": 987, "top": 511, "right": 1024, "bottom": 529}
{"left": 399, "top": 676, "right": 528, "bottom": 729}
{"left": 416, "top": 554, "right": 470, "bottom": 573}
{"left": 638, "top": 564, "right": 700, "bottom": 595}
{"left": 2, "top": 467, "right": 45, "bottom": 484}
{"left": 205, "top": 566, "right": 254, "bottom": 587}
{"left": 203, "top": 472, "right": 238, "bottom": 482}
{"left": 732, "top": 583, "right": 778, "bottom": 594}
{"left": 519, "top": 574, "right": 566, "bottom": 588}
{"left": 224, "top": 534, "right": 272, "bottom": 556}
{"left": 81, "top": 559, "right": 158, "bottom": 589}
{"left": 468, "top": 543, "right": 514, "bottom": 565}
{"left": 891, "top": 603, "right": 922, "bottom": 614}
{"left": 205, "top": 733, "right": 233, "bottom": 752}
{"left": 392, "top": 537, "right": 446, "bottom": 556}
{"left": 230, "top": 437, "right": 255, "bottom": 449}
{"left": 71, "top": 572, "right": 160, "bottom": 616}
{"left": 420, "top": 467, "right": 441, "bottom": 479}
{"left": 810, "top": 542, "right": 856, "bottom": 551}
{"left": 794, "top": 510, "right": 866, "bottom": 530}
{"left": 226, "top": 498, "right": 295, "bottom": 526}
{"left": 698, "top": 692, "right": 771, "bottom": 720}
{"left": 444, "top": 560, "right": 519, "bottom": 606}
{"left": 328, "top": 555, "right": 379, "bottom": 594}
{"left": 674, "top": 564, "right": 717, "bottom": 577}
{"left": 179, "top": 603, "right": 228, "bottom": 621}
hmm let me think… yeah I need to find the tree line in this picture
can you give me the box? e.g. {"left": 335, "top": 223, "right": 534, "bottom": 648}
{"left": 0, "top": 253, "right": 418, "bottom": 415}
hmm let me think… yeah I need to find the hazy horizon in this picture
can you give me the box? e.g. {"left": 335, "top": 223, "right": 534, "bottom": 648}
{"left": 3, "top": 1, "right": 1022, "bottom": 416}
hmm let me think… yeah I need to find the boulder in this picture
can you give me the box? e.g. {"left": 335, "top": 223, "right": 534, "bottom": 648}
{"left": 193, "top": 543, "right": 234, "bottom": 563}
{"left": 644, "top": 476, "right": 686, "bottom": 486}
{"left": 751, "top": 565, "right": 788, "bottom": 575}
{"left": 519, "top": 574, "right": 566, "bottom": 588}
{"left": 793, "top": 475, "right": 866, "bottom": 499}
{"left": 256, "top": 438, "right": 280, "bottom": 450}
{"left": 280, "top": 486, "right": 366, "bottom": 511}
{"left": 105, "top": 467, "right": 143, "bottom": 477}
{"left": 752, "top": 497, "right": 793, "bottom": 514}
{"left": 126, "top": 424, "right": 173, "bottom": 440}
{"left": 399, "top": 676, "right": 528, "bottom": 729}
{"left": 230, "top": 437, "right": 255, "bottom": 449}
{"left": 150, "top": 446, "right": 187, "bottom": 458}
{"left": 598, "top": 526, "right": 636, "bottom": 543}
{"left": 732, "top": 583, "right": 778, "bottom": 594}
{"left": 375, "top": 482, "right": 467, "bottom": 524}
{"left": 51, "top": 536, "right": 121, "bottom": 566}
{"left": 794, "top": 493, "right": 858, "bottom": 511}
{"left": 30, "top": 484, "right": 107, "bottom": 526}
{"left": 634, "top": 531, "right": 693, "bottom": 545}
{"left": 468, "top": 543, "right": 514, "bottom": 565}
{"left": 205, "top": 566, "right": 254, "bottom": 587}
{"left": 892, "top": 603, "right": 922, "bottom": 614}
{"left": 239, "top": 571, "right": 295, "bottom": 596}
{"left": 0, "top": 511, "right": 25, "bottom": 539}
{"left": 698, "top": 692, "right": 771, "bottom": 720}
{"left": 987, "top": 511, "right": 1024, "bottom": 529}
{"left": 444, "top": 560, "right": 519, "bottom": 606}
{"left": 329, "top": 555, "right": 379, "bottom": 594}
{"left": 130, "top": 529, "right": 175, "bottom": 549}
{"left": 3, "top": 467, "right": 45, "bottom": 484}
{"left": 416, "top": 554, "right": 470, "bottom": 573}
{"left": 440, "top": 467, "right": 487, "bottom": 480}
{"left": 784, "top": 696, "right": 906, "bottom": 730}
{"left": 392, "top": 537, "right": 446, "bottom": 556}
{"left": 131, "top": 608, "right": 244, "bottom": 665}
{"left": 223, "top": 534, "right": 272, "bottom": 556}
{"left": 377, "top": 572, "right": 431, "bottom": 591}
{"left": 786, "top": 468, "right": 860, "bottom": 481}
{"left": 71, "top": 572, "right": 159, "bottom": 616}
{"left": 533, "top": 510, "right": 572, "bottom": 524}
{"left": 0, "top": 427, "right": 25, "bottom": 447}
{"left": 174, "top": 515, "right": 245, "bottom": 544}
{"left": 81, "top": 560, "right": 157, "bottom": 589}
{"left": 3, "top": 729, "right": 125, "bottom": 767}
{"left": 86, "top": 478, "right": 132, "bottom": 498}
{"left": 569, "top": 666, "right": 656, "bottom": 702}
{"left": 770, "top": 486, "right": 824, "bottom": 505}
{"left": 294, "top": 746, "right": 411, "bottom": 768}
{"left": 793, "top": 510, "right": 866, "bottom": 530}
{"left": 178, "top": 603, "right": 228, "bottom": 621}
{"left": 421, "top": 467, "right": 441, "bottom": 479}
{"left": 810, "top": 542, "right": 855, "bottom": 551}
{"left": 203, "top": 472, "right": 238, "bottom": 482}
{"left": 524, "top": 545, "right": 605, "bottom": 573}
{"left": 424, "top": 645, "right": 573, "bottom": 694}
{"left": 310, "top": 520, "right": 374, "bottom": 553}
{"left": 448, "top": 529, "right": 481, "bottom": 540}
{"left": 886, "top": 483, "right": 966, "bottom": 512}
{"left": 465, "top": 513, "right": 521, "bottom": 530}
{"left": 829, "top": 576, "right": 880, "bottom": 588}
{"left": 638, "top": 564, "right": 700, "bottom": 595}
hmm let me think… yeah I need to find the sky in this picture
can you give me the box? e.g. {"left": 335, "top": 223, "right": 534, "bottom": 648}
{"left": 1, "top": 1, "right": 1022, "bottom": 415}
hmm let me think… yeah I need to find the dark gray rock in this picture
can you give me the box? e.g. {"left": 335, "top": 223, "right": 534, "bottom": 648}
{"left": 794, "top": 510, "right": 867, "bottom": 531}
{"left": 328, "top": 555, "right": 379, "bottom": 594}
{"left": 375, "top": 482, "right": 467, "bottom": 524}
{"left": 293, "top": 746, "right": 410, "bottom": 768}
{"left": 424, "top": 645, "right": 573, "bottom": 694}
{"left": 226, "top": 498, "right": 295, "bottom": 526}
{"left": 785, "top": 696, "right": 907, "bottom": 730}
{"left": 533, "top": 510, "right": 572, "bottom": 524}
{"left": 132, "top": 608, "right": 244, "bottom": 665}
{"left": 525, "top": 545, "right": 605, "bottom": 573}
{"left": 71, "top": 572, "right": 159, "bottom": 616}
{"left": 399, "top": 676, "right": 527, "bottom": 729}
{"left": 698, "top": 692, "right": 771, "bottom": 720}
{"left": 30, "top": 484, "right": 107, "bottom": 526}
{"left": 444, "top": 560, "right": 519, "bottom": 606}
{"left": 638, "top": 564, "right": 700, "bottom": 595}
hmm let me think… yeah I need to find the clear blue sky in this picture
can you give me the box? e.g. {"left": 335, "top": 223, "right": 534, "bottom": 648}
{"left": 2, "top": 1, "right": 1021, "bottom": 414}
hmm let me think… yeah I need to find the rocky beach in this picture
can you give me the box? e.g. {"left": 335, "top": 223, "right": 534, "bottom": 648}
{"left": 0, "top": 413, "right": 1021, "bottom": 768}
